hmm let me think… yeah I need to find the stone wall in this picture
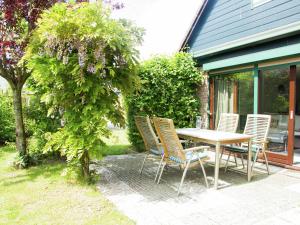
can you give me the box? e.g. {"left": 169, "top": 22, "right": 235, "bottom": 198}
{"left": 197, "top": 72, "right": 209, "bottom": 129}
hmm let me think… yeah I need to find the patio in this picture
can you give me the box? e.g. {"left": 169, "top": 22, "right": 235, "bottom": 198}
{"left": 94, "top": 152, "right": 300, "bottom": 225}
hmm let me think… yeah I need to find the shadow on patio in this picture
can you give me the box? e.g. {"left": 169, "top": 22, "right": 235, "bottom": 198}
{"left": 93, "top": 153, "right": 300, "bottom": 225}
{"left": 93, "top": 152, "right": 281, "bottom": 201}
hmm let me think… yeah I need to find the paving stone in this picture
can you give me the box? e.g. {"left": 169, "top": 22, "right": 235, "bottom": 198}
{"left": 94, "top": 153, "right": 300, "bottom": 225}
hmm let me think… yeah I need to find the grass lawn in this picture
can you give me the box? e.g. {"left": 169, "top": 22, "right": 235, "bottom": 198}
{"left": 92, "top": 129, "right": 133, "bottom": 159}
{"left": 0, "top": 129, "right": 134, "bottom": 225}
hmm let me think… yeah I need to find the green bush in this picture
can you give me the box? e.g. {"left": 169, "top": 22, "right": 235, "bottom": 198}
{"left": 126, "top": 52, "right": 204, "bottom": 151}
{"left": 0, "top": 92, "right": 15, "bottom": 144}
{"left": 25, "top": 91, "right": 61, "bottom": 161}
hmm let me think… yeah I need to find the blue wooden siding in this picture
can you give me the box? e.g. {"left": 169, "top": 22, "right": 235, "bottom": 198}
{"left": 188, "top": 0, "right": 300, "bottom": 55}
{"left": 201, "top": 34, "right": 300, "bottom": 69}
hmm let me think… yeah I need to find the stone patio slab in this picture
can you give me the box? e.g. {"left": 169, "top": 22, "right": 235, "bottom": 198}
{"left": 94, "top": 153, "right": 300, "bottom": 225}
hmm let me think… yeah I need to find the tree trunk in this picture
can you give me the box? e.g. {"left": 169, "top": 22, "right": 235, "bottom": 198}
{"left": 12, "top": 85, "right": 27, "bottom": 158}
{"left": 81, "top": 150, "right": 90, "bottom": 179}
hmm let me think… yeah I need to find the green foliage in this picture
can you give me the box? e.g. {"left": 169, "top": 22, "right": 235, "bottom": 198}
{"left": 24, "top": 89, "right": 61, "bottom": 162}
{"left": 24, "top": 2, "right": 143, "bottom": 177}
{"left": 90, "top": 129, "right": 131, "bottom": 159}
{"left": 126, "top": 52, "right": 203, "bottom": 151}
{"left": 0, "top": 92, "right": 15, "bottom": 144}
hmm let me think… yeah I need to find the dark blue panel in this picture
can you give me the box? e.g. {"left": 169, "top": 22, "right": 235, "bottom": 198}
{"left": 188, "top": 0, "right": 300, "bottom": 54}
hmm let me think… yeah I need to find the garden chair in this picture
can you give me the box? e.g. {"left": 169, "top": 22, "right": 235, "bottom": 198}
{"left": 217, "top": 113, "right": 240, "bottom": 165}
{"left": 217, "top": 113, "right": 239, "bottom": 133}
{"left": 135, "top": 116, "right": 164, "bottom": 178}
{"left": 224, "top": 114, "right": 271, "bottom": 175}
{"left": 153, "top": 117, "right": 210, "bottom": 196}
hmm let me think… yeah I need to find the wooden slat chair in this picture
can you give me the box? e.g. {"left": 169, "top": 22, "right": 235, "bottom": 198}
{"left": 224, "top": 114, "right": 271, "bottom": 175}
{"left": 217, "top": 113, "right": 239, "bottom": 133}
{"left": 135, "top": 116, "right": 164, "bottom": 177}
{"left": 153, "top": 117, "right": 210, "bottom": 196}
{"left": 218, "top": 113, "right": 240, "bottom": 164}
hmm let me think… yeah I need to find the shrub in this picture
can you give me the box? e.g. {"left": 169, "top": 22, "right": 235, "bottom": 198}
{"left": 24, "top": 2, "right": 143, "bottom": 179}
{"left": 0, "top": 92, "right": 15, "bottom": 144}
{"left": 126, "top": 52, "right": 204, "bottom": 151}
{"left": 24, "top": 90, "right": 61, "bottom": 161}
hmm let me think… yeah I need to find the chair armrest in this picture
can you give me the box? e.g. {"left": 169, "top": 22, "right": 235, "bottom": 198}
{"left": 252, "top": 140, "right": 269, "bottom": 145}
{"left": 183, "top": 146, "right": 210, "bottom": 153}
{"left": 241, "top": 140, "right": 268, "bottom": 146}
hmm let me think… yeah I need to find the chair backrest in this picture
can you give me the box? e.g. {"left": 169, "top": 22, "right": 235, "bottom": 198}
{"left": 217, "top": 113, "right": 239, "bottom": 133}
{"left": 196, "top": 116, "right": 207, "bottom": 129}
{"left": 243, "top": 114, "right": 271, "bottom": 144}
{"left": 153, "top": 117, "right": 185, "bottom": 160}
{"left": 135, "top": 116, "right": 160, "bottom": 152}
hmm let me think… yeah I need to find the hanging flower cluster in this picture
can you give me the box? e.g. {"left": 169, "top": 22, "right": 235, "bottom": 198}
{"left": 41, "top": 36, "right": 108, "bottom": 75}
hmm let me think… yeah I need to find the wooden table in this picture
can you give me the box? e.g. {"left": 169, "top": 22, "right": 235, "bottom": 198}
{"left": 176, "top": 128, "right": 253, "bottom": 189}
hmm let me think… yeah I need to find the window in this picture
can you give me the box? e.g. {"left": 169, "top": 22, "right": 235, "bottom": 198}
{"left": 213, "top": 72, "right": 253, "bottom": 131}
{"left": 252, "top": 0, "right": 271, "bottom": 8}
{"left": 259, "top": 67, "right": 290, "bottom": 153}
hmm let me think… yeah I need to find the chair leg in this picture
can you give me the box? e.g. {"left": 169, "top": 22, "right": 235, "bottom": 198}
{"left": 157, "top": 162, "right": 166, "bottom": 184}
{"left": 219, "top": 149, "right": 224, "bottom": 164}
{"left": 178, "top": 161, "right": 191, "bottom": 196}
{"left": 251, "top": 151, "right": 259, "bottom": 174}
{"left": 178, "top": 165, "right": 182, "bottom": 171}
{"left": 198, "top": 159, "right": 209, "bottom": 188}
{"left": 263, "top": 150, "right": 270, "bottom": 175}
{"left": 225, "top": 152, "right": 231, "bottom": 172}
{"left": 233, "top": 153, "right": 238, "bottom": 167}
{"left": 140, "top": 153, "right": 149, "bottom": 174}
{"left": 154, "top": 155, "right": 164, "bottom": 182}
{"left": 240, "top": 153, "right": 245, "bottom": 169}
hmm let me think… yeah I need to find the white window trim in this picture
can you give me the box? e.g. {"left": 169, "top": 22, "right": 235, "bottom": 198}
{"left": 252, "top": 0, "right": 272, "bottom": 8}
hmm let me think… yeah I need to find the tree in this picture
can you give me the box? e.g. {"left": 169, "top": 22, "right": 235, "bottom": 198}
{"left": 24, "top": 2, "right": 143, "bottom": 178}
{"left": 0, "top": 0, "right": 61, "bottom": 166}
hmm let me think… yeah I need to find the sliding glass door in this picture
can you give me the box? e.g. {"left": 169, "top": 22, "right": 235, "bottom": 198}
{"left": 259, "top": 67, "right": 290, "bottom": 154}
{"left": 259, "top": 65, "right": 295, "bottom": 165}
{"left": 213, "top": 77, "right": 234, "bottom": 127}
{"left": 212, "top": 72, "right": 253, "bottom": 130}
{"left": 236, "top": 72, "right": 254, "bottom": 132}
{"left": 210, "top": 65, "right": 296, "bottom": 165}
{"left": 293, "top": 67, "right": 300, "bottom": 165}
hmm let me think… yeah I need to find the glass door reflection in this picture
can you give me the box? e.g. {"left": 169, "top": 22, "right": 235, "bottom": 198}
{"left": 260, "top": 67, "right": 290, "bottom": 154}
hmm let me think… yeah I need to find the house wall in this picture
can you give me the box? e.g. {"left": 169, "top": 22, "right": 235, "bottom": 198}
{"left": 201, "top": 34, "right": 300, "bottom": 70}
{"left": 188, "top": 0, "right": 300, "bottom": 55}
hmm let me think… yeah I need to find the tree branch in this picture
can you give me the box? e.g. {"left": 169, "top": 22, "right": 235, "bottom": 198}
{"left": 0, "top": 59, "right": 19, "bottom": 88}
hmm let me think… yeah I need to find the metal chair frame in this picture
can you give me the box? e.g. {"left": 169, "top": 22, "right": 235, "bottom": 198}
{"left": 224, "top": 114, "right": 271, "bottom": 175}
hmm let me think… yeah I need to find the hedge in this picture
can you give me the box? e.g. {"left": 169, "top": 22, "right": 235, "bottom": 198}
{"left": 0, "top": 92, "right": 15, "bottom": 144}
{"left": 126, "top": 52, "right": 204, "bottom": 151}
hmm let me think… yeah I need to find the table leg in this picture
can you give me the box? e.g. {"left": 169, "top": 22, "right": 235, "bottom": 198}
{"left": 247, "top": 139, "right": 252, "bottom": 182}
{"left": 214, "top": 142, "right": 220, "bottom": 189}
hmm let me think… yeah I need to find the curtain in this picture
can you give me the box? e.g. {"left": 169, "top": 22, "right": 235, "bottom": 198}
{"left": 214, "top": 78, "right": 234, "bottom": 128}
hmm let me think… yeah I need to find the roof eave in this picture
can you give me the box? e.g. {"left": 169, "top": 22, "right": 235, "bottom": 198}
{"left": 179, "top": 0, "right": 208, "bottom": 52}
